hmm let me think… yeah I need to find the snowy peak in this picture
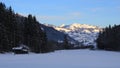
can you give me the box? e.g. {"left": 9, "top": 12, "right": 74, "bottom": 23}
{"left": 44, "top": 23, "right": 101, "bottom": 46}
{"left": 41, "top": 24, "right": 77, "bottom": 44}
{"left": 63, "top": 23, "right": 97, "bottom": 29}
{"left": 54, "top": 23, "right": 100, "bottom": 33}
{"left": 52, "top": 23, "right": 101, "bottom": 46}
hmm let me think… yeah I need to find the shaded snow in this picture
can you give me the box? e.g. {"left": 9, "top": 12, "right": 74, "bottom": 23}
{"left": 0, "top": 50, "right": 120, "bottom": 68}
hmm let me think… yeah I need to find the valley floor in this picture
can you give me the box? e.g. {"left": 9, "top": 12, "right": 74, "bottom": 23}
{"left": 0, "top": 49, "right": 120, "bottom": 68}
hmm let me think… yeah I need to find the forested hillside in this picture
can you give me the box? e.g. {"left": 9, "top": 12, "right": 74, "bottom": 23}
{"left": 97, "top": 25, "right": 120, "bottom": 51}
{"left": 0, "top": 2, "right": 50, "bottom": 53}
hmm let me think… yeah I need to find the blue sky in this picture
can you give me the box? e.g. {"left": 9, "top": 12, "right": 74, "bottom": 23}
{"left": 1, "top": 0, "right": 120, "bottom": 27}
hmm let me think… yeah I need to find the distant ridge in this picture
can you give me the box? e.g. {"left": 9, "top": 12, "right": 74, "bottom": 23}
{"left": 45, "top": 23, "right": 101, "bottom": 47}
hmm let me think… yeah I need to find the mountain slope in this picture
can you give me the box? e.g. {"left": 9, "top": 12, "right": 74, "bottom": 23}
{"left": 52, "top": 23, "right": 101, "bottom": 46}
{"left": 41, "top": 24, "right": 78, "bottom": 44}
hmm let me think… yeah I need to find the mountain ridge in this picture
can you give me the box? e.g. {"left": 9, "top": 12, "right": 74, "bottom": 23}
{"left": 44, "top": 23, "right": 101, "bottom": 47}
{"left": 41, "top": 24, "right": 78, "bottom": 44}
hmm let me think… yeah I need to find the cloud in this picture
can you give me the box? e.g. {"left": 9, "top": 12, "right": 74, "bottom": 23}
{"left": 116, "top": 6, "right": 120, "bottom": 10}
{"left": 37, "top": 16, "right": 65, "bottom": 20}
{"left": 17, "top": 12, "right": 82, "bottom": 24}
{"left": 90, "top": 8, "right": 103, "bottom": 12}
{"left": 69, "top": 12, "right": 81, "bottom": 17}
{"left": 36, "top": 12, "right": 81, "bottom": 21}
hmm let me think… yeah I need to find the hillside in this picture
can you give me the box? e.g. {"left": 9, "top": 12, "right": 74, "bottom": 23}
{"left": 41, "top": 24, "right": 77, "bottom": 44}
{"left": 46, "top": 23, "right": 101, "bottom": 47}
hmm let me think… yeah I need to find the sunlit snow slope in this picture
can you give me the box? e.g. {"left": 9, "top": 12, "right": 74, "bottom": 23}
{"left": 53, "top": 23, "right": 101, "bottom": 46}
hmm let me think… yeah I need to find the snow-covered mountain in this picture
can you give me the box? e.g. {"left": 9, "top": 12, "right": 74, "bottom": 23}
{"left": 46, "top": 23, "right": 101, "bottom": 46}
{"left": 41, "top": 24, "right": 78, "bottom": 44}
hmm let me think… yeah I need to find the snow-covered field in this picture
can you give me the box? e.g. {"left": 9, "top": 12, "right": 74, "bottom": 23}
{"left": 0, "top": 49, "right": 120, "bottom": 68}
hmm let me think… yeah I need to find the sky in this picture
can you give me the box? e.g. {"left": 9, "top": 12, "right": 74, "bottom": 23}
{"left": 1, "top": 0, "right": 120, "bottom": 27}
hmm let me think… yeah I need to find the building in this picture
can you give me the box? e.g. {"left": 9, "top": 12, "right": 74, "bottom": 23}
{"left": 12, "top": 44, "right": 29, "bottom": 54}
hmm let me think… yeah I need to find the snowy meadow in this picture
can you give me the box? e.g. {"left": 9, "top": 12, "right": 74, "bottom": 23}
{"left": 0, "top": 49, "right": 120, "bottom": 68}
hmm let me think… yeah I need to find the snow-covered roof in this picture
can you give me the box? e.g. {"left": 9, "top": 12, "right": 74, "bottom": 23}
{"left": 12, "top": 47, "right": 23, "bottom": 50}
{"left": 12, "top": 44, "right": 29, "bottom": 50}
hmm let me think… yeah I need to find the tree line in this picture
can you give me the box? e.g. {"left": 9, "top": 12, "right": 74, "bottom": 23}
{"left": 97, "top": 25, "right": 120, "bottom": 51}
{"left": 0, "top": 2, "right": 71, "bottom": 53}
{"left": 0, "top": 2, "right": 51, "bottom": 53}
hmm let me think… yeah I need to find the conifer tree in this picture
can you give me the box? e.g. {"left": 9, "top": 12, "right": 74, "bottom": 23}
{"left": 0, "top": 2, "right": 50, "bottom": 53}
{"left": 63, "top": 35, "right": 69, "bottom": 49}
{"left": 97, "top": 24, "right": 120, "bottom": 51}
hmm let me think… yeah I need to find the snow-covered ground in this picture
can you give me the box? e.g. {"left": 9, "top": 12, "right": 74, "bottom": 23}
{"left": 0, "top": 49, "right": 120, "bottom": 68}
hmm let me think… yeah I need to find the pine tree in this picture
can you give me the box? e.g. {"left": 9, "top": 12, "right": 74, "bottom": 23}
{"left": 40, "top": 31, "right": 48, "bottom": 53}
{"left": 97, "top": 24, "right": 120, "bottom": 51}
{"left": 63, "top": 34, "right": 69, "bottom": 49}
{"left": 0, "top": 2, "right": 52, "bottom": 53}
{"left": 0, "top": 2, "right": 6, "bottom": 52}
